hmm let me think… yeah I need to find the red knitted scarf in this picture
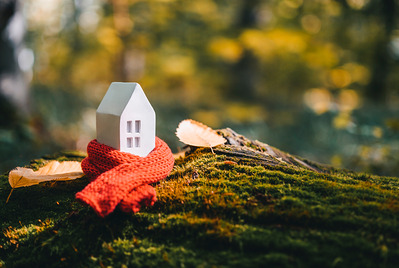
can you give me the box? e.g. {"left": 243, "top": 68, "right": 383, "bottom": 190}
{"left": 76, "top": 137, "right": 174, "bottom": 217}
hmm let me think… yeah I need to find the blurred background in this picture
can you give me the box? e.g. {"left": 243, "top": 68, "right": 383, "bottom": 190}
{"left": 1, "top": 0, "right": 398, "bottom": 176}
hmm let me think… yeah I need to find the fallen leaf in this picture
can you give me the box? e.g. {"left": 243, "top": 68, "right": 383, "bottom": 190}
{"left": 8, "top": 161, "right": 84, "bottom": 189}
{"left": 175, "top": 119, "right": 226, "bottom": 151}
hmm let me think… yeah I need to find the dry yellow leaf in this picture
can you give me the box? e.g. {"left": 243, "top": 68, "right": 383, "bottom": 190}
{"left": 175, "top": 119, "right": 226, "bottom": 151}
{"left": 8, "top": 161, "right": 84, "bottom": 189}
{"left": 7, "top": 160, "right": 84, "bottom": 203}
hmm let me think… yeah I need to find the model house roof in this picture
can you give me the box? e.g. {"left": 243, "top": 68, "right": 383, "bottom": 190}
{"left": 97, "top": 82, "right": 148, "bottom": 116}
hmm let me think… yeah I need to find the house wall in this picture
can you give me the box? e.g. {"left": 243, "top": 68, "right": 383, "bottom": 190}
{"left": 96, "top": 113, "right": 120, "bottom": 150}
{"left": 119, "top": 87, "right": 155, "bottom": 157}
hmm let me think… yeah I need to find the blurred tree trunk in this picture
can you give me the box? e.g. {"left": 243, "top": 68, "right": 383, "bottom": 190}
{"left": 366, "top": 0, "right": 396, "bottom": 103}
{"left": 112, "top": 0, "right": 133, "bottom": 82}
{"left": 230, "top": 0, "right": 261, "bottom": 102}
{"left": 0, "top": 0, "right": 27, "bottom": 127}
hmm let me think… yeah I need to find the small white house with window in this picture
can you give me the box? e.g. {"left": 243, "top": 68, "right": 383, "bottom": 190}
{"left": 96, "top": 82, "right": 155, "bottom": 157}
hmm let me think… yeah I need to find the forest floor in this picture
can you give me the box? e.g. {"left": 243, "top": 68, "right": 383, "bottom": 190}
{"left": 1, "top": 129, "right": 398, "bottom": 267}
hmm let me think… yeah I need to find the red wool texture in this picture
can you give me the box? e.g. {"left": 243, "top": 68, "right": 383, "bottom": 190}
{"left": 76, "top": 137, "right": 174, "bottom": 217}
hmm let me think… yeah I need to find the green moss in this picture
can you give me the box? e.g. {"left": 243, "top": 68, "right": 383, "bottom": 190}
{"left": 1, "top": 144, "right": 399, "bottom": 267}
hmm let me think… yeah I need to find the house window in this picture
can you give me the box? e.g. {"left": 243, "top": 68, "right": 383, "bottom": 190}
{"left": 135, "top": 120, "right": 141, "bottom": 133}
{"left": 135, "top": 137, "right": 140, "bottom": 147}
{"left": 127, "top": 137, "right": 133, "bottom": 148}
{"left": 127, "top": 121, "right": 132, "bottom": 133}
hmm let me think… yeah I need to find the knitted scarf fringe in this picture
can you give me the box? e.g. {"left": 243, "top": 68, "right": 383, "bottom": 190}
{"left": 76, "top": 137, "right": 174, "bottom": 217}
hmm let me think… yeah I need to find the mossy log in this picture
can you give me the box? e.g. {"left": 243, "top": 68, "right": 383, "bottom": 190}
{"left": 1, "top": 129, "right": 399, "bottom": 267}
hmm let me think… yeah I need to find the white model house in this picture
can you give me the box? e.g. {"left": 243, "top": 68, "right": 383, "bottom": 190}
{"left": 96, "top": 82, "right": 155, "bottom": 157}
